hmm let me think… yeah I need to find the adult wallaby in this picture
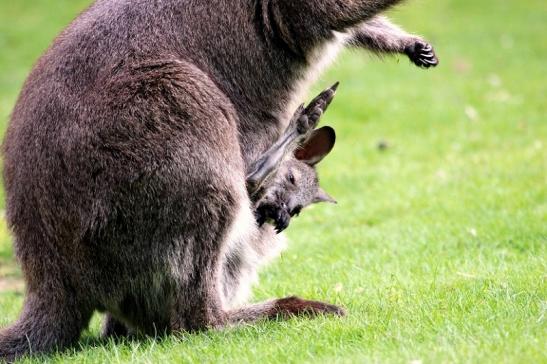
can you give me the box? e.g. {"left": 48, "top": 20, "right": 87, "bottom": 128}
{"left": 1, "top": 0, "right": 438, "bottom": 360}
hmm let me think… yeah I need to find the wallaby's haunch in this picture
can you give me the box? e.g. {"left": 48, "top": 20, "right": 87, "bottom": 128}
{"left": 1, "top": 0, "right": 438, "bottom": 360}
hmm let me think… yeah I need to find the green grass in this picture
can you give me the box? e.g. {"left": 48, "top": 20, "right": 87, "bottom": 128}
{"left": 0, "top": 0, "right": 546, "bottom": 363}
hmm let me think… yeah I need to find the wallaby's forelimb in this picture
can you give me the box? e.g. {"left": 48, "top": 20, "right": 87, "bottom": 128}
{"left": 349, "top": 16, "right": 439, "bottom": 68}
{"left": 270, "top": 0, "right": 405, "bottom": 49}
{"left": 246, "top": 83, "right": 338, "bottom": 199}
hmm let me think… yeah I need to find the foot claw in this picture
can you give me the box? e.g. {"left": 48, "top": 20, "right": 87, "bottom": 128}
{"left": 273, "top": 208, "right": 291, "bottom": 234}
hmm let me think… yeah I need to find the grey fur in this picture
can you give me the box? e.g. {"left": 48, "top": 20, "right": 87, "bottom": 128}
{"left": 246, "top": 83, "right": 338, "bottom": 199}
{"left": 254, "top": 126, "right": 337, "bottom": 233}
{"left": 0, "top": 0, "right": 438, "bottom": 360}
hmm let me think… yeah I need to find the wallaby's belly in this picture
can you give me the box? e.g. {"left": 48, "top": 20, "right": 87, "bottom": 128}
{"left": 221, "top": 221, "right": 288, "bottom": 309}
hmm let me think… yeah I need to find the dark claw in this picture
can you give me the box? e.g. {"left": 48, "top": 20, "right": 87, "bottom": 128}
{"left": 405, "top": 40, "right": 438, "bottom": 69}
{"left": 255, "top": 203, "right": 291, "bottom": 233}
{"left": 274, "top": 209, "right": 291, "bottom": 234}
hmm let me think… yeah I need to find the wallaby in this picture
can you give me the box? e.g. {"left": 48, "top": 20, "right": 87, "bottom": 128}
{"left": 1, "top": 0, "right": 438, "bottom": 360}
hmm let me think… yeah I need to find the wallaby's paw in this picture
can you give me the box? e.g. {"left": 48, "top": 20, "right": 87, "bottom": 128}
{"left": 255, "top": 203, "right": 291, "bottom": 233}
{"left": 405, "top": 40, "right": 438, "bottom": 68}
{"left": 274, "top": 211, "right": 290, "bottom": 234}
{"left": 273, "top": 296, "right": 346, "bottom": 318}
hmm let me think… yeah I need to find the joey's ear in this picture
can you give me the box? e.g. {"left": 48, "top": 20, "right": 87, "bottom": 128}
{"left": 313, "top": 188, "right": 337, "bottom": 204}
{"left": 294, "top": 126, "right": 336, "bottom": 166}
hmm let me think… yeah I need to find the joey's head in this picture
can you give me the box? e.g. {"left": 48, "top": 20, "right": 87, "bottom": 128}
{"left": 256, "top": 126, "right": 337, "bottom": 232}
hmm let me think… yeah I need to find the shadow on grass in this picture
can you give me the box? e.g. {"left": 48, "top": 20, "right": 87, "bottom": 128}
{"left": 15, "top": 329, "right": 166, "bottom": 362}
{"left": 32, "top": 324, "right": 200, "bottom": 362}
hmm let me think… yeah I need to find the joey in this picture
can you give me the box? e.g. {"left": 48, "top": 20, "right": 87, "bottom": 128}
{"left": 255, "top": 127, "right": 337, "bottom": 234}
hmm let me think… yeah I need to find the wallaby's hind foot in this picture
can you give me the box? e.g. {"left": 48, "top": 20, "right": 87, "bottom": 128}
{"left": 297, "top": 82, "right": 339, "bottom": 134}
{"left": 269, "top": 296, "right": 345, "bottom": 319}
{"left": 229, "top": 296, "right": 345, "bottom": 324}
{"left": 405, "top": 40, "right": 438, "bottom": 68}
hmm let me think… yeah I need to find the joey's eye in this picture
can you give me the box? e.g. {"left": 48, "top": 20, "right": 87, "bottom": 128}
{"left": 287, "top": 173, "right": 296, "bottom": 185}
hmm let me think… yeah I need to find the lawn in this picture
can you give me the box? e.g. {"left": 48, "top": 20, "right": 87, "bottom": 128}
{"left": 0, "top": 0, "right": 545, "bottom": 363}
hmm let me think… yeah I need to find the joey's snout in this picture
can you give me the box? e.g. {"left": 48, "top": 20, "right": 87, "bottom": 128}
{"left": 254, "top": 191, "right": 294, "bottom": 233}
{"left": 284, "top": 196, "right": 303, "bottom": 217}
{"left": 255, "top": 201, "right": 291, "bottom": 234}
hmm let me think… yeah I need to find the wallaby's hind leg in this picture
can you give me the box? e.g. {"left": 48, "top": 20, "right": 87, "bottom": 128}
{"left": 0, "top": 291, "right": 92, "bottom": 362}
{"left": 229, "top": 296, "right": 345, "bottom": 324}
{"left": 170, "top": 212, "right": 233, "bottom": 332}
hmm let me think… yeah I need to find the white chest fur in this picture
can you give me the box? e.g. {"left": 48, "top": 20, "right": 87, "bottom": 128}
{"left": 219, "top": 195, "right": 288, "bottom": 309}
{"left": 220, "top": 32, "right": 349, "bottom": 309}
{"left": 280, "top": 31, "right": 350, "bottom": 128}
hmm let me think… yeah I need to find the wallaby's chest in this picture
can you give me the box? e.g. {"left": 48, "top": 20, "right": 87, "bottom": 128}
{"left": 277, "top": 32, "right": 348, "bottom": 132}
